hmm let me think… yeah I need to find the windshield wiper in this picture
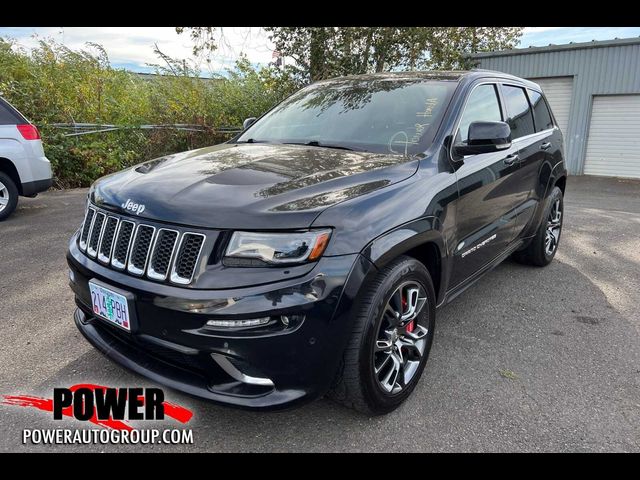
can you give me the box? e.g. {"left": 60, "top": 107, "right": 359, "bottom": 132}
{"left": 284, "top": 141, "right": 355, "bottom": 151}
{"left": 236, "top": 138, "right": 268, "bottom": 144}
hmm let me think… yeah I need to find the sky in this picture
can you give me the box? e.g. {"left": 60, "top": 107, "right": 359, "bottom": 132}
{"left": 1, "top": 27, "right": 639, "bottom": 75}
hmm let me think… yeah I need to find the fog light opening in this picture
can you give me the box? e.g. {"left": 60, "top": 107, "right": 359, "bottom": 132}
{"left": 206, "top": 317, "right": 270, "bottom": 329}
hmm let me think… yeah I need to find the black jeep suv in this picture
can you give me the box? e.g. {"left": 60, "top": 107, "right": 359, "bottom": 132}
{"left": 67, "top": 70, "right": 566, "bottom": 414}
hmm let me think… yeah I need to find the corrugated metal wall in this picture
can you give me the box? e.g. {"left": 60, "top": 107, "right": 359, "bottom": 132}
{"left": 472, "top": 40, "right": 640, "bottom": 174}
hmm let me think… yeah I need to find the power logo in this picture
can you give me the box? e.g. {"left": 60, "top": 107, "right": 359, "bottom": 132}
{"left": 53, "top": 387, "right": 164, "bottom": 421}
{"left": 1, "top": 383, "right": 193, "bottom": 430}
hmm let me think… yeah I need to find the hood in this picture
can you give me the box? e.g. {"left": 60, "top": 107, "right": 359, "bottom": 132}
{"left": 91, "top": 143, "right": 418, "bottom": 229}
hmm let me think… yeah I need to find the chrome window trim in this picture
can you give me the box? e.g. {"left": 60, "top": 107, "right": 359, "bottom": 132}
{"left": 170, "top": 232, "right": 206, "bottom": 285}
{"left": 511, "top": 128, "right": 556, "bottom": 144}
{"left": 449, "top": 79, "right": 556, "bottom": 161}
{"left": 127, "top": 224, "right": 156, "bottom": 277}
{"left": 147, "top": 228, "right": 180, "bottom": 281}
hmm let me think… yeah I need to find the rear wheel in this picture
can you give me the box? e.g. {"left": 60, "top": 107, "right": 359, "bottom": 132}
{"left": 513, "top": 186, "right": 564, "bottom": 266}
{"left": 0, "top": 172, "right": 19, "bottom": 221}
{"left": 329, "top": 256, "right": 436, "bottom": 415}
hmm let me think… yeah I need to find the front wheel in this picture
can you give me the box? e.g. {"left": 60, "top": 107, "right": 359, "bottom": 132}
{"left": 513, "top": 185, "right": 564, "bottom": 266}
{"left": 329, "top": 256, "right": 436, "bottom": 415}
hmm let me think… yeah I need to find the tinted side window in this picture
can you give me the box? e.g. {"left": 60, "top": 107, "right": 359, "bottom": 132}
{"left": 457, "top": 84, "right": 502, "bottom": 143}
{"left": 501, "top": 85, "right": 535, "bottom": 139}
{"left": 527, "top": 89, "right": 554, "bottom": 132}
{"left": 0, "top": 98, "right": 24, "bottom": 125}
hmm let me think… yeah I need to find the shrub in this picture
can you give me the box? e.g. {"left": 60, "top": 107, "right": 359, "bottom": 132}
{"left": 0, "top": 38, "right": 298, "bottom": 188}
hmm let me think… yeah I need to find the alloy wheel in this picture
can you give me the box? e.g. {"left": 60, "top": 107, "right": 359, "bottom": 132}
{"left": 373, "top": 281, "right": 429, "bottom": 395}
{"left": 0, "top": 180, "right": 8, "bottom": 213}
{"left": 545, "top": 199, "right": 562, "bottom": 256}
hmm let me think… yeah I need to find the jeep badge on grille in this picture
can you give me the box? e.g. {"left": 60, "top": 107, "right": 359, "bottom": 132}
{"left": 121, "top": 199, "right": 146, "bottom": 215}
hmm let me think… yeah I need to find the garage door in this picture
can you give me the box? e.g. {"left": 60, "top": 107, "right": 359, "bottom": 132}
{"left": 527, "top": 77, "right": 573, "bottom": 136}
{"left": 584, "top": 95, "right": 640, "bottom": 179}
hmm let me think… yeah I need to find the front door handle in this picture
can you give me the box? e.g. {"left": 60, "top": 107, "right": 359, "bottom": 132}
{"left": 503, "top": 153, "right": 519, "bottom": 166}
{"left": 540, "top": 142, "right": 552, "bottom": 150}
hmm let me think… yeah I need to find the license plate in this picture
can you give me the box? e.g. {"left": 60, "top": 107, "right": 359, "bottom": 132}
{"left": 89, "top": 281, "right": 131, "bottom": 331}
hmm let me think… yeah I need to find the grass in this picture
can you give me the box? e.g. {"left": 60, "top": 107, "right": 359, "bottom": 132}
{"left": 499, "top": 369, "right": 518, "bottom": 380}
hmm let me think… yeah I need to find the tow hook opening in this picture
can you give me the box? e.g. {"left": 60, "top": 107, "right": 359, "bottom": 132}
{"left": 210, "top": 353, "right": 275, "bottom": 392}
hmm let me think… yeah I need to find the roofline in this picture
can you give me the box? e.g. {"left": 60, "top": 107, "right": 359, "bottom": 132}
{"left": 470, "top": 36, "right": 640, "bottom": 59}
{"left": 314, "top": 71, "right": 468, "bottom": 83}
{"left": 313, "top": 69, "right": 544, "bottom": 89}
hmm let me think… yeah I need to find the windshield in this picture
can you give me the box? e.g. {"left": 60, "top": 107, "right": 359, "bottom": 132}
{"left": 236, "top": 78, "right": 456, "bottom": 156}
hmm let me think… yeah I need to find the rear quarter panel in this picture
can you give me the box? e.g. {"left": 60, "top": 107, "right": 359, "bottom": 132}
{"left": 0, "top": 125, "right": 29, "bottom": 180}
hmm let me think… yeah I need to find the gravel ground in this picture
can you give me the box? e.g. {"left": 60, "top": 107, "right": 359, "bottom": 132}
{"left": 0, "top": 175, "right": 639, "bottom": 452}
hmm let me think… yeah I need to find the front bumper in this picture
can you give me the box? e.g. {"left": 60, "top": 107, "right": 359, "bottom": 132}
{"left": 67, "top": 234, "right": 375, "bottom": 410}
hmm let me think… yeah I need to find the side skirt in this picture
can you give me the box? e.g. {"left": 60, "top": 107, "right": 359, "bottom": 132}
{"left": 437, "top": 239, "right": 524, "bottom": 308}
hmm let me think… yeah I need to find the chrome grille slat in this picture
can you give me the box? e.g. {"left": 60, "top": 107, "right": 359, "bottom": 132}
{"left": 97, "top": 216, "right": 119, "bottom": 264}
{"left": 79, "top": 207, "right": 96, "bottom": 251}
{"left": 79, "top": 204, "right": 206, "bottom": 285}
{"left": 148, "top": 229, "right": 179, "bottom": 281}
{"left": 86, "top": 212, "right": 106, "bottom": 258}
{"left": 127, "top": 225, "right": 156, "bottom": 276}
{"left": 111, "top": 220, "right": 135, "bottom": 270}
{"left": 170, "top": 233, "right": 206, "bottom": 285}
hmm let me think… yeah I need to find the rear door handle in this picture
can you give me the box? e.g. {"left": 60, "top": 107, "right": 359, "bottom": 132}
{"left": 540, "top": 142, "right": 552, "bottom": 150}
{"left": 503, "top": 153, "right": 519, "bottom": 166}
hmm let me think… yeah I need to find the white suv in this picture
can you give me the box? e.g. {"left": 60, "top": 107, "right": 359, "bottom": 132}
{"left": 0, "top": 96, "right": 52, "bottom": 220}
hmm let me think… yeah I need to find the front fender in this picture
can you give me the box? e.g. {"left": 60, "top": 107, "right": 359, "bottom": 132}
{"left": 360, "top": 216, "right": 447, "bottom": 303}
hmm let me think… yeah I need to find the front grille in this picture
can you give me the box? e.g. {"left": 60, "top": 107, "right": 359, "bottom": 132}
{"left": 127, "top": 225, "right": 156, "bottom": 275}
{"left": 97, "top": 217, "right": 119, "bottom": 264}
{"left": 112, "top": 221, "right": 135, "bottom": 269}
{"left": 78, "top": 204, "right": 207, "bottom": 286}
{"left": 86, "top": 212, "right": 106, "bottom": 258}
{"left": 148, "top": 229, "right": 178, "bottom": 281}
{"left": 79, "top": 207, "right": 96, "bottom": 251}
{"left": 171, "top": 233, "right": 205, "bottom": 284}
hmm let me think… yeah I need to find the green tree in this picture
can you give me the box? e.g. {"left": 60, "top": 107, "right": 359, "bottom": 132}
{"left": 176, "top": 27, "right": 523, "bottom": 82}
{"left": 265, "top": 27, "right": 523, "bottom": 81}
{"left": 175, "top": 27, "right": 218, "bottom": 56}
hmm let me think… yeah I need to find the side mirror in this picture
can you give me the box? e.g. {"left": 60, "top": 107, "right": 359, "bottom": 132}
{"left": 453, "top": 121, "right": 512, "bottom": 156}
{"left": 243, "top": 117, "right": 257, "bottom": 130}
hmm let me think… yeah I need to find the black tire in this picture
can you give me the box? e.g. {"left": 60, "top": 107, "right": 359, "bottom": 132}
{"left": 0, "top": 172, "right": 19, "bottom": 221}
{"left": 513, "top": 186, "right": 564, "bottom": 267}
{"left": 329, "top": 255, "right": 436, "bottom": 415}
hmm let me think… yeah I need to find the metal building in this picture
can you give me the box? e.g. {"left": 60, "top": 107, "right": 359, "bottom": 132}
{"left": 470, "top": 37, "right": 640, "bottom": 178}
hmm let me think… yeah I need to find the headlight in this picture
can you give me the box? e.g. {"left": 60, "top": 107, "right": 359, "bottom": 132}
{"left": 224, "top": 229, "right": 332, "bottom": 266}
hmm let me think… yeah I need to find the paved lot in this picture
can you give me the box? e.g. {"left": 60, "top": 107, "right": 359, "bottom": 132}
{"left": 1, "top": 176, "right": 639, "bottom": 452}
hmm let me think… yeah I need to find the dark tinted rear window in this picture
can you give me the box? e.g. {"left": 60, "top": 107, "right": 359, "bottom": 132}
{"left": 0, "top": 98, "right": 26, "bottom": 125}
{"left": 527, "top": 89, "right": 554, "bottom": 132}
{"left": 501, "top": 85, "right": 535, "bottom": 139}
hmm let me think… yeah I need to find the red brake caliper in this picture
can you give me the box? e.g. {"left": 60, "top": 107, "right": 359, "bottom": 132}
{"left": 402, "top": 293, "right": 415, "bottom": 333}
